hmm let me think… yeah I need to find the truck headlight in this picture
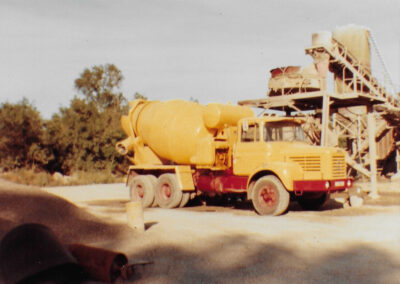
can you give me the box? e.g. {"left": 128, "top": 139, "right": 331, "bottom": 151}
{"left": 347, "top": 179, "right": 352, "bottom": 187}
{"left": 325, "top": 181, "right": 330, "bottom": 189}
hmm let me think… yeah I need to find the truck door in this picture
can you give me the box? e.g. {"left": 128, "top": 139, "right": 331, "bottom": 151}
{"left": 233, "top": 121, "right": 266, "bottom": 176}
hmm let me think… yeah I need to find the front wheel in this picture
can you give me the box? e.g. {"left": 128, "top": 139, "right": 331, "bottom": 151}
{"left": 155, "top": 174, "right": 183, "bottom": 209}
{"left": 251, "top": 175, "right": 290, "bottom": 216}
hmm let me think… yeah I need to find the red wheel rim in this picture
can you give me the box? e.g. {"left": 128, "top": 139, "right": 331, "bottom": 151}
{"left": 161, "top": 183, "right": 172, "bottom": 199}
{"left": 258, "top": 184, "right": 277, "bottom": 208}
{"left": 137, "top": 185, "right": 144, "bottom": 198}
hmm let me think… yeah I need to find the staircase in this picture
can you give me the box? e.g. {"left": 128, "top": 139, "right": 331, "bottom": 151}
{"left": 306, "top": 35, "right": 400, "bottom": 177}
{"left": 307, "top": 37, "right": 399, "bottom": 108}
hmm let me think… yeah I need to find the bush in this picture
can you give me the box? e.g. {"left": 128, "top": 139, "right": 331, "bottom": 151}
{"left": 0, "top": 64, "right": 131, "bottom": 185}
{"left": 0, "top": 99, "right": 51, "bottom": 170}
{"left": 1, "top": 169, "right": 60, "bottom": 187}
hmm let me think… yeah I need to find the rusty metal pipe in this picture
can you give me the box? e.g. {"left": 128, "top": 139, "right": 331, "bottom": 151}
{"left": 68, "top": 244, "right": 128, "bottom": 283}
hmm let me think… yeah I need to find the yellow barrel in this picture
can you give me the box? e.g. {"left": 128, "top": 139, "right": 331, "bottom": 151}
{"left": 126, "top": 201, "right": 144, "bottom": 232}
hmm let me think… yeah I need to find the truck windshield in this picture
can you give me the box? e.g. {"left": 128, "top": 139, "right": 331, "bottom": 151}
{"left": 263, "top": 121, "right": 307, "bottom": 142}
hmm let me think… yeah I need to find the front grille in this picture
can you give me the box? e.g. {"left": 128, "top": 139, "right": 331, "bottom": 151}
{"left": 332, "top": 155, "right": 346, "bottom": 178}
{"left": 289, "top": 156, "right": 321, "bottom": 172}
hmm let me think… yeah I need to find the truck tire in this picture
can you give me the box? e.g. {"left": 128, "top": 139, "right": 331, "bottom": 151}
{"left": 146, "top": 175, "right": 158, "bottom": 207}
{"left": 129, "top": 175, "right": 156, "bottom": 208}
{"left": 297, "top": 193, "right": 328, "bottom": 210}
{"left": 251, "top": 175, "right": 290, "bottom": 216}
{"left": 179, "top": 192, "right": 190, "bottom": 208}
{"left": 155, "top": 174, "right": 183, "bottom": 209}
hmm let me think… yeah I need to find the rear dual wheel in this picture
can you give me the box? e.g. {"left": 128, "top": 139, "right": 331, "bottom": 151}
{"left": 179, "top": 192, "right": 190, "bottom": 208}
{"left": 130, "top": 174, "right": 191, "bottom": 208}
{"left": 155, "top": 174, "right": 191, "bottom": 208}
{"left": 129, "top": 175, "right": 157, "bottom": 208}
{"left": 155, "top": 174, "right": 183, "bottom": 209}
{"left": 147, "top": 175, "right": 158, "bottom": 207}
{"left": 251, "top": 175, "right": 290, "bottom": 216}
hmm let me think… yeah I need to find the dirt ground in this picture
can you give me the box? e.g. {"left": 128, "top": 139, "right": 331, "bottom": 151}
{"left": 1, "top": 179, "right": 400, "bottom": 283}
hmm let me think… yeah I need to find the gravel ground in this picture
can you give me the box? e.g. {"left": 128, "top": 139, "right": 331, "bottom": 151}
{"left": 1, "top": 179, "right": 400, "bottom": 283}
{"left": 45, "top": 182, "right": 400, "bottom": 284}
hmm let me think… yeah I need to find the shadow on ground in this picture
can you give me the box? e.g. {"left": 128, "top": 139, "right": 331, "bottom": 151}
{"left": 126, "top": 234, "right": 400, "bottom": 283}
{"left": 180, "top": 196, "right": 344, "bottom": 216}
{"left": 0, "top": 179, "right": 134, "bottom": 244}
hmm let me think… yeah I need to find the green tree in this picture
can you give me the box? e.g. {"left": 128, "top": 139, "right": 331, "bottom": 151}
{"left": 75, "top": 64, "right": 124, "bottom": 110}
{"left": 0, "top": 99, "right": 52, "bottom": 170}
{"left": 46, "top": 64, "right": 128, "bottom": 174}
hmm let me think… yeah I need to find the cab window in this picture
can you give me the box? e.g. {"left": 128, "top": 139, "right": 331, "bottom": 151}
{"left": 263, "top": 121, "right": 307, "bottom": 142}
{"left": 241, "top": 123, "right": 259, "bottom": 142}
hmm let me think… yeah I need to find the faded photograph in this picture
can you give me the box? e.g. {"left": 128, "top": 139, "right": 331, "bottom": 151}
{"left": 0, "top": 1, "right": 399, "bottom": 283}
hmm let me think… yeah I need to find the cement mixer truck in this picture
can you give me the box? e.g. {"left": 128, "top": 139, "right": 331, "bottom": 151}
{"left": 116, "top": 99, "right": 352, "bottom": 215}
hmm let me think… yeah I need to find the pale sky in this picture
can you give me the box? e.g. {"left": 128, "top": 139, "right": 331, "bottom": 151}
{"left": 1, "top": 0, "right": 399, "bottom": 118}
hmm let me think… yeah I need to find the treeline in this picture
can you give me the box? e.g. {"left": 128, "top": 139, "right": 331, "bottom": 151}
{"left": 0, "top": 64, "right": 135, "bottom": 180}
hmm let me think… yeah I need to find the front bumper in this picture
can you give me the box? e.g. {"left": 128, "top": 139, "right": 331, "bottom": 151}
{"left": 293, "top": 178, "right": 353, "bottom": 193}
